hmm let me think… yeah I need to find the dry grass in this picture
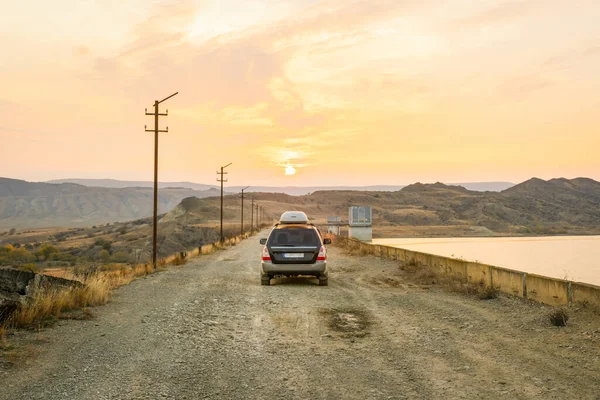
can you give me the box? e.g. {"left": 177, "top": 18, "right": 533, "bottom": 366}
{"left": 171, "top": 252, "right": 187, "bottom": 266}
{"left": 334, "top": 237, "right": 365, "bottom": 257}
{"left": 398, "top": 258, "right": 498, "bottom": 300}
{"left": 335, "top": 236, "right": 499, "bottom": 300}
{"left": 0, "top": 325, "right": 7, "bottom": 349}
{"left": 399, "top": 259, "right": 438, "bottom": 285}
{"left": 442, "top": 277, "right": 498, "bottom": 300}
{"left": 7, "top": 263, "right": 153, "bottom": 328}
{"left": 5, "top": 232, "right": 254, "bottom": 330}
{"left": 477, "top": 284, "right": 499, "bottom": 300}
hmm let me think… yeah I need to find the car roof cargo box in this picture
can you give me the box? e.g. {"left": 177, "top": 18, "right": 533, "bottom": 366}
{"left": 279, "top": 211, "right": 309, "bottom": 224}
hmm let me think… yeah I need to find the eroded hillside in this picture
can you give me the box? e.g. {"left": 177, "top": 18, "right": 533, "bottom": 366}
{"left": 163, "top": 178, "right": 600, "bottom": 236}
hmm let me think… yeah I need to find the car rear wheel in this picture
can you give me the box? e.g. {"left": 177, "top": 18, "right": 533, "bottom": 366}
{"left": 318, "top": 277, "right": 328, "bottom": 286}
{"left": 261, "top": 276, "right": 271, "bottom": 286}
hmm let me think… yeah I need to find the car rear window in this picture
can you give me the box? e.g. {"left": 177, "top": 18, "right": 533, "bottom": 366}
{"left": 267, "top": 227, "right": 320, "bottom": 247}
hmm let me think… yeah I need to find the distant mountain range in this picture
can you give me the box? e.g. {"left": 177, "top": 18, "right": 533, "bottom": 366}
{"left": 4, "top": 177, "right": 597, "bottom": 233}
{"left": 163, "top": 177, "right": 600, "bottom": 236}
{"left": 48, "top": 178, "right": 515, "bottom": 195}
{"left": 47, "top": 178, "right": 217, "bottom": 192}
{"left": 0, "top": 178, "right": 222, "bottom": 229}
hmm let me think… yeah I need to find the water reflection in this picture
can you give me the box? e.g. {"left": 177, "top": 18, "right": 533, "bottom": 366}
{"left": 373, "top": 236, "right": 600, "bottom": 286}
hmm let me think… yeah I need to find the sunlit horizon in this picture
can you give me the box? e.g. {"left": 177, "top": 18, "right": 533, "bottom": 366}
{"left": 1, "top": 0, "right": 599, "bottom": 186}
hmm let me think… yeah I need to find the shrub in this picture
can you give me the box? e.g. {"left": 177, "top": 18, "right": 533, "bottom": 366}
{"left": 17, "top": 263, "right": 38, "bottom": 273}
{"left": 111, "top": 251, "right": 129, "bottom": 263}
{"left": 10, "top": 248, "right": 36, "bottom": 263}
{"left": 477, "top": 285, "right": 498, "bottom": 300}
{"left": 549, "top": 307, "right": 569, "bottom": 327}
{"left": 98, "top": 250, "right": 110, "bottom": 262}
{"left": 38, "top": 244, "right": 59, "bottom": 261}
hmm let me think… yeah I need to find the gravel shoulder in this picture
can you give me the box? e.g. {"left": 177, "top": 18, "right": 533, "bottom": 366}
{"left": 1, "top": 235, "right": 599, "bottom": 399}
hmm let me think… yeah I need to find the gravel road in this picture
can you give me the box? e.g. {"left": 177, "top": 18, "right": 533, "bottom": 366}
{"left": 1, "top": 234, "right": 599, "bottom": 399}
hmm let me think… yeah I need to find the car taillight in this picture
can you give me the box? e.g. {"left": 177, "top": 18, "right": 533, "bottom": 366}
{"left": 262, "top": 246, "right": 271, "bottom": 261}
{"left": 317, "top": 246, "right": 326, "bottom": 261}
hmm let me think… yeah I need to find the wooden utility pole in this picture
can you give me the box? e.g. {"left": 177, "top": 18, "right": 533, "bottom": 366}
{"left": 217, "top": 163, "right": 232, "bottom": 242}
{"left": 145, "top": 92, "right": 178, "bottom": 268}
{"left": 256, "top": 202, "right": 260, "bottom": 229}
{"left": 240, "top": 186, "right": 249, "bottom": 235}
{"left": 251, "top": 198, "right": 255, "bottom": 232}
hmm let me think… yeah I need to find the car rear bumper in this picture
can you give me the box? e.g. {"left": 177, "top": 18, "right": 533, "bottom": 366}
{"left": 261, "top": 260, "right": 327, "bottom": 276}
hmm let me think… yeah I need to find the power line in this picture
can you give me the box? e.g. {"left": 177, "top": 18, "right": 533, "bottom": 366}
{"left": 145, "top": 91, "right": 178, "bottom": 269}
{"left": 217, "top": 163, "right": 232, "bottom": 243}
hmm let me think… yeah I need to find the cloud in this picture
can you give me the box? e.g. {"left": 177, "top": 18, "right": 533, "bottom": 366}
{"left": 582, "top": 45, "right": 600, "bottom": 57}
{"left": 542, "top": 43, "right": 600, "bottom": 69}
{"left": 259, "top": 143, "right": 318, "bottom": 173}
{"left": 451, "top": 1, "right": 537, "bottom": 29}
{"left": 73, "top": 45, "right": 90, "bottom": 56}
{"left": 500, "top": 76, "right": 554, "bottom": 98}
{"left": 176, "top": 102, "right": 274, "bottom": 127}
{"left": 5, "top": 0, "right": 600, "bottom": 184}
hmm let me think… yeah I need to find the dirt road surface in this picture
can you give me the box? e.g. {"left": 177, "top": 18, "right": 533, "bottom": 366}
{"left": 1, "top": 235, "right": 599, "bottom": 399}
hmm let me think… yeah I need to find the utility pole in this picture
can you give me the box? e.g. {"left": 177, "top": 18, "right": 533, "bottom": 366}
{"left": 256, "top": 202, "right": 260, "bottom": 229}
{"left": 240, "top": 186, "right": 249, "bottom": 235}
{"left": 145, "top": 91, "right": 178, "bottom": 269}
{"left": 250, "top": 197, "right": 255, "bottom": 232}
{"left": 258, "top": 206, "right": 262, "bottom": 229}
{"left": 217, "top": 163, "right": 232, "bottom": 242}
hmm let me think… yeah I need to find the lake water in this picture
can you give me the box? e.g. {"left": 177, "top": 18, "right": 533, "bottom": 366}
{"left": 372, "top": 236, "right": 600, "bottom": 286}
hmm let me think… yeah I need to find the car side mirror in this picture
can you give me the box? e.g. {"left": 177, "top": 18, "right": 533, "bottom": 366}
{"left": 260, "top": 238, "right": 267, "bottom": 245}
{"left": 323, "top": 238, "right": 332, "bottom": 245}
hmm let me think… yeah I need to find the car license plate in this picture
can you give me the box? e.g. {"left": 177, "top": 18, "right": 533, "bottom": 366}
{"left": 284, "top": 253, "right": 304, "bottom": 259}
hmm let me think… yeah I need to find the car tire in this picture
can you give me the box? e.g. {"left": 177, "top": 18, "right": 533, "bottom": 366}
{"left": 318, "top": 277, "right": 328, "bottom": 286}
{"left": 261, "top": 276, "right": 271, "bottom": 286}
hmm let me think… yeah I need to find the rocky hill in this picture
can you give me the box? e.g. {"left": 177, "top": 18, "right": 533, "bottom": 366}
{"left": 163, "top": 178, "right": 600, "bottom": 236}
{"left": 2, "top": 176, "right": 597, "bottom": 235}
{"left": 0, "top": 178, "right": 222, "bottom": 229}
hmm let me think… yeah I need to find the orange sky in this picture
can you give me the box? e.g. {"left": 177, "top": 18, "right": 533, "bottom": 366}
{"left": 1, "top": 0, "right": 599, "bottom": 186}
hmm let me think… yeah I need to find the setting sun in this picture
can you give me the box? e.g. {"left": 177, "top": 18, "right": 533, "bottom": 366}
{"left": 284, "top": 165, "right": 296, "bottom": 175}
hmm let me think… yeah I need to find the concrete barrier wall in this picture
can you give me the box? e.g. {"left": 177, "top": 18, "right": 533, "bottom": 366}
{"left": 571, "top": 282, "right": 600, "bottom": 305}
{"left": 334, "top": 236, "right": 600, "bottom": 308}
{"left": 466, "top": 262, "right": 491, "bottom": 286}
{"left": 491, "top": 267, "right": 525, "bottom": 297}
{"left": 525, "top": 273, "right": 570, "bottom": 306}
